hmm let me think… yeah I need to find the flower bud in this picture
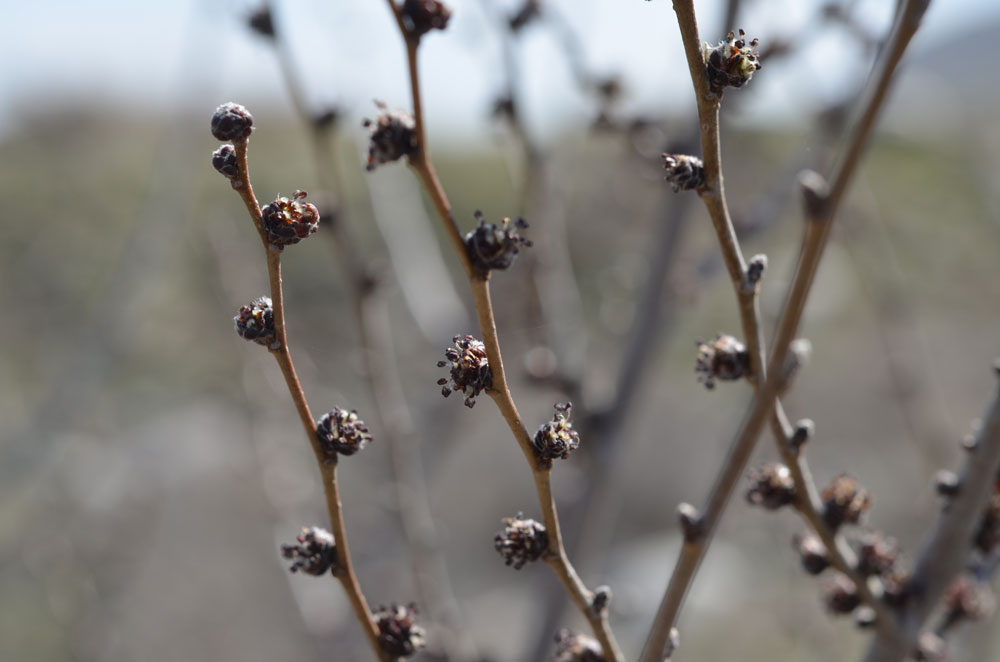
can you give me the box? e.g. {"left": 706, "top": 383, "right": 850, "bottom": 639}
{"left": 315, "top": 408, "right": 373, "bottom": 459}
{"left": 495, "top": 512, "right": 548, "bottom": 569}
{"left": 364, "top": 103, "right": 418, "bottom": 170}
{"left": 662, "top": 153, "right": 705, "bottom": 192}
{"left": 793, "top": 532, "right": 830, "bottom": 575}
{"left": 261, "top": 190, "right": 320, "bottom": 247}
{"left": 465, "top": 211, "right": 531, "bottom": 274}
{"left": 745, "top": 463, "right": 796, "bottom": 510}
{"left": 702, "top": 29, "right": 761, "bottom": 97}
{"left": 821, "top": 474, "right": 872, "bottom": 529}
{"left": 374, "top": 603, "right": 425, "bottom": 658}
{"left": 401, "top": 0, "right": 452, "bottom": 39}
{"left": 533, "top": 402, "right": 580, "bottom": 465}
{"left": 234, "top": 296, "right": 275, "bottom": 346}
{"left": 437, "top": 335, "right": 492, "bottom": 408}
{"left": 695, "top": 334, "right": 750, "bottom": 389}
{"left": 211, "top": 144, "right": 239, "bottom": 180}
{"left": 823, "top": 573, "right": 860, "bottom": 615}
{"left": 211, "top": 102, "right": 254, "bottom": 141}
{"left": 280, "top": 526, "right": 337, "bottom": 576}
{"left": 553, "top": 629, "right": 603, "bottom": 662}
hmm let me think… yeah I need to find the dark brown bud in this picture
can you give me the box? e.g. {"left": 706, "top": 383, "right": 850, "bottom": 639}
{"left": 465, "top": 211, "right": 531, "bottom": 274}
{"left": 855, "top": 531, "right": 900, "bottom": 577}
{"left": 211, "top": 102, "right": 254, "bottom": 141}
{"left": 374, "top": 603, "right": 425, "bottom": 658}
{"left": 934, "top": 470, "right": 960, "bottom": 497}
{"left": 280, "top": 526, "right": 337, "bottom": 576}
{"left": 745, "top": 253, "right": 767, "bottom": 287}
{"left": 662, "top": 153, "right": 705, "bottom": 192}
{"left": 315, "top": 408, "right": 373, "bottom": 459}
{"left": 437, "top": 335, "right": 492, "bottom": 407}
{"left": 821, "top": 474, "right": 872, "bottom": 529}
{"left": 790, "top": 419, "right": 814, "bottom": 450}
{"left": 364, "top": 103, "right": 418, "bottom": 170}
{"left": 261, "top": 190, "right": 320, "bottom": 247}
{"left": 695, "top": 334, "right": 750, "bottom": 389}
{"left": 234, "top": 296, "right": 275, "bottom": 346}
{"left": 823, "top": 573, "right": 860, "bottom": 614}
{"left": 533, "top": 402, "right": 580, "bottom": 465}
{"left": 793, "top": 531, "right": 830, "bottom": 575}
{"left": 745, "top": 463, "right": 796, "bottom": 510}
{"left": 401, "top": 0, "right": 452, "bottom": 39}
{"left": 494, "top": 512, "right": 548, "bottom": 569}
{"left": 211, "top": 144, "right": 239, "bottom": 180}
{"left": 974, "top": 494, "right": 1000, "bottom": 555}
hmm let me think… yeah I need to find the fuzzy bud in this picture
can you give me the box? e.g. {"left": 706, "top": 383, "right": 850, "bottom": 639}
{"left": 553, "top": 629, "right": 604, "bottom": 662}
{"left": 401, "top": 0, "right": 452, "bottom": 39}
{"left": 280, "top": 526, "right": 337, "bottom": 576}
{"left": 821, "top": 474, "right": 872, "bottom": 529}
{"left": 695, "top": 334, "right": 750, "bottom": 389}
{"left": 364, "top": 103, "right": 417, "bottom": 170}
{"left": 793, "top": 532, "right": 830, "bottom": 575}
{"left": 315, "top": 408, "right": 373, "bottom": 459}
{"left": 746, "top": 254, "right": 767, "bottom": 286}
{"left": 823, "top": 573, "right": 860, "bottom": 614}
{"left": 745, "top": 463, "right": 796, "bottom": 510}
{"left": 437, "top": 335, "right": 492, "bottom": 407}
{"left": 495, "top": 512, "right": 548, "bottom": 569}
{"left": 533, "top": 402, "right": 580, "bottom": 465}
{"left": 855, "top": 531, "right": 900, "bottom": 577}
{"left": 211, "top": 102, "right": 254, "bottom": 141}
{"left": 374, "top": 603, "right": 425, "bottom": 658}
{"left": 702, "top": 29, "right": 761, "bottom": 97}
{"left": 234, "top": 296, "right": 275, "bottom": 346}
{"left": 465, "top": 211, "right": 532, "bottom": 274}
{"left": 662, "top": 153, "right": 705, "bottom": 192}
{"left": 211, "top": 144, "right": 239, "bottom": 180}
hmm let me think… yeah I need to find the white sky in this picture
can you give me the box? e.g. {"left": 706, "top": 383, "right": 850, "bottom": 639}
{"left": 1, "top": 0, "right": 997, "bottom": 142}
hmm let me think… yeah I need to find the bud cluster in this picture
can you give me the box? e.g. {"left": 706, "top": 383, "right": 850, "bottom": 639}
{"left": 364, "top": 104, "right": 418, "bottom": 170}
{"left": 437, "top": 335, "right": 492, "bottom": 407}
{"left": 495, "top": 512, "right": 548, "bottom": 569}
{"left": 234, "top": 296, "right": 275, "bottom": 346}
{"left": 280, "top": 526, "right": 338, "bottom": 576}
{"left": 695, "top": 334, "right": 750, "bottom": 389}
{"left": 373, "top": 603, "right": 426, "bottom": 658}
{"left": 315, "top": 408, "right": 374, "bottom": 459}
{"left": 261, "top": 190, "right": 320, "bottom": 247}
{"left": 702, "top": 29, "right": 761, "bottom": 97}
{"left": 465, "top": 211, "right": 532, "bottom": 274}
{"left": 533, "top": 402, "right": 580, "bottom": 465}
{"left": 745, "top": 463, "right": 796, "bottom": 510}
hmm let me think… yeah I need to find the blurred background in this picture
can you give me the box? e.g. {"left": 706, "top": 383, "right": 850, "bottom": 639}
{"left": 2, "top": 0, "right": 999, "bottom": 660}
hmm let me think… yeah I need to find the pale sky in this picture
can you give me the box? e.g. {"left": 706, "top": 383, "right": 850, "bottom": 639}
{"left": 1, "top": 0, "right": 997, "bottom": 142}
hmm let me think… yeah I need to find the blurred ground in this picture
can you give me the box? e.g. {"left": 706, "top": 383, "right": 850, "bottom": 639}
{"left": 2, "top": 5, "right": 1000, "bottom": 662}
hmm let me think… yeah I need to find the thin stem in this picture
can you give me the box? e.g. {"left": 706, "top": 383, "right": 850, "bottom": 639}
{"left": 384, "top": 3, "right": 623, "bottom": 657}
{"left": 642, "top": 0, "right": 927, "bottom": 656}
{"left": 229, "top": 140, "right": 386, "bottom": 661}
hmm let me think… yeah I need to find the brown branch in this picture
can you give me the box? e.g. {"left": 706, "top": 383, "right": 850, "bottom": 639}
{"left": 383, "top": 2, "right": 623, "bottom": 658}
{"left": 642, "top": 0, "right": 930, "bottom": 656}
{"left": 228, "top": 137, "right": 386, "bottom": 662}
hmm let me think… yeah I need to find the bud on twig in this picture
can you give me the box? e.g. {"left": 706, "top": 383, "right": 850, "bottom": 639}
{"left": 821, "top": 474, "right": 872, "bottom": 529}
{"left": 364, "top": 103, "right": 418, "bottom": 170}
{"left": 662, "top": 153, "right": 705, "bottom": 192}
{"left": 401, "top": 0, "right": 452, "bottom": 40}
{"left": 553, "top": 629, "right": 603, "bottom": 662}
{"left": 823, "top": 573, "right": 861, "bottom": 614}
{"left": 791, "top": 419, "right": 814, "bottom": 450}
{"left": 211, "top": 144, "right": 239, "bottom": 180}
{"left": 745, "top": 463, "right": 796, "bottom": 510}
{"left": 261, "top": 190, "right": 320, "bottom": 247}
{"left": 793, "top": 532, "right": 830, "bottom": 575}
{"left": 934, "top": 470, "right": 961, "bottom": 497}
{"left": 695, "top": 334, "right": 750, "bottom": 389}
{"left": 437, "top": 335, "right": 492, "bottom": 408}
{"left": 702, "top": 29, "right": 761, "bottom": 97}
{"left": 677, "top": 502, "right": 703, "bottom": 542}
{"left": 211, "top": 102, "right": 254, "bottom": 141}
{"left": 234, "top": 296, "right": 275, "bottom": 347}
{"left": 280, "top": 526, "right": 338, "bottom": 576}
{"left": 533, "top": 402, "right": 580, "bottom": 465}
{"left": 465, "top": 211, "right": 532, "bottom": 274}
{"left": 495, "top": 513, "right": 548, "bottom": 569}
{"left": 315, "top": 408, "right": 373, "bottom": 459}
{"left": 374, "top": 603, "right": 426, "bottom": 658}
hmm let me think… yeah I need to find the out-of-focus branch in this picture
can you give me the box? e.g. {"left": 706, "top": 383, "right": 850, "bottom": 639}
{"left": 641, "top": 0, "right": 930, "bottom": 658}
{"left": 865, "top": 370, "right": 1000, "bottom": 660}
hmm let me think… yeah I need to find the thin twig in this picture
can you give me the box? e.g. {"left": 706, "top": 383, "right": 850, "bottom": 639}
{"left": 383, "top": 2, "right": 623, "bottom": 658}
{"left": 641, "top": 0, "right": 929, "bottom": 657}
{"left": 228, "top": 136, "right": 387, "bottom": 662}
